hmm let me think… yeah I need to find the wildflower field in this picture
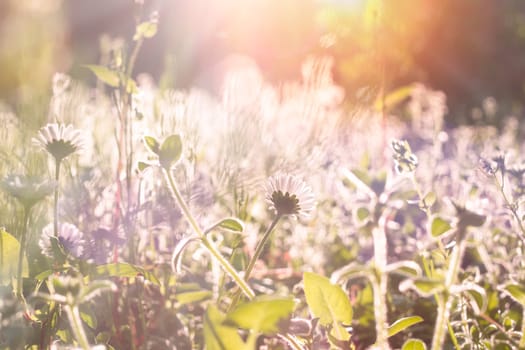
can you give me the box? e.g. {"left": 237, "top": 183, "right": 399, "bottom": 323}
{"left": 2, "top": 1, "right": 525, "bottom": 350}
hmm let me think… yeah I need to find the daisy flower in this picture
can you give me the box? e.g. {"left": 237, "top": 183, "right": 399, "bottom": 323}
{"left": 39, "top": 222, "right": 85, "bottom": 259}
{"left": 265, "top": 173, "right": 315, "bottom": 218}
{"left": 0, "top": 174, "right": 55, "bottom": 210}
{"left": 33, "top": 123, "right": 84, "bottom": 162}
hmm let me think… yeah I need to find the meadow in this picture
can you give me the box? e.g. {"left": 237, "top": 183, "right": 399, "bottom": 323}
{"left": 2, "top": 8, "right": 525, "bottom": 350}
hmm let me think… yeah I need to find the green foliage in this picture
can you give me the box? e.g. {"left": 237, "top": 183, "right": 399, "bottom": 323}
{"left": 402, "top": 338, "right": 427, "bottom": 350}
{"left": 134, "top": 18, "right": 158, "bottom": 41}
{"left": 216, "top": 217, "right": 245, "bottom": 233}
{"left": 303, "top": 272, "right": 352, "bottom": 341}
{"left": 158, "top": 134, "right": 183, "bottom": 169}
{"left": 399, "top": 277, "right": 445, "bottom": 297}
{"left": 374, "top": 85, "right": 414, "bottom": 112}
{"left": 388, "top": 316, "right": 424, "bottom": 337}
{"left": 84, "top": 65, "right": 138, "bottom": 93}
{"left": 143, "top": 134, "right": 183, "bottom": 169}
{"left": 500, "top": 283, "right": 525, "bottom": 307}
{"left": 94, "top": 263, "right": 160, "bottom": 285}
{"left": 204, "top": 305, "right": 250, "bottom": 350}
{"left": 430, "top": 216, "right": 452, "bottom": 237}
{"left": 84, "top": 65, "right": 120, "bottom": 87}
{"left": 204, "top": 217, "right": 245, "bottom": 234}
{"left": 225, "top": 295, "right": 295, "bottom": 335}
{"left": 0, "top": 227, "right": 28, "bottom": 285}
{"left": 143, "top": 136, "right": 160, "bottom": 155}
{"left": 4, "top": 7, "right": 525, "bottom": 348}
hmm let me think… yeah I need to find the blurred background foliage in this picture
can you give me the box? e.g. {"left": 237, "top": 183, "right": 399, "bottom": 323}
{"left": 1, "top": 0, "right": 525, "bottom": 124}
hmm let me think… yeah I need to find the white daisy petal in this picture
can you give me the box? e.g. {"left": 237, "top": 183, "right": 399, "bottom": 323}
{"left": 265, "top": 173, "right": 316, "bottom": 218}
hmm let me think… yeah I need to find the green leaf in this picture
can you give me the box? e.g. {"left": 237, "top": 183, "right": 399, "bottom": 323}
{"left": 385, "top": 261, "right": 422, "bottom": 277}
{"left": 35, "top": 269, "right": 55, "bottom": 282}
{"left": 341, "top": 168, "right": 376, "bottom": 199}
{"left": 500, "top": 283, "right": 525, "bottom": 307}
{"left": 143, "top": 136, "right": 160, "bottom": 155}
{"left": 0, "top": 228, "right": 28, "bottom": 285}
{"left": 399, "top": 278, "right": 445, "bottom": 297}
{"left": 84, "top": 65, "right": 137, "bottom": 93}
{"left": 171, "top": 235, "right": 201, "bottom": 274}
{"left": 420, "top": 191, "right": 436, "bottom": 209}
{"left": 175, "top": 290, "right": 213, "bottom": 306}
{"left": 374, "top": 85, "right": 413, "bottom": 112}
{"left": 159, "top": 134, "right": 183, "bottom": 169}
{"left": 388, "top": 316, "right": 424, "bottom": 337}
{"left": 94, "top": 263, "right": 160, "bottom": 285}
{"left": 331, "top": 263, "right": 373, "bottom": 284}
{"left": 303, "top": 272, "right": 352, "bottom": 341}
{"left": 225, "top": 295, "right": 295, "bottom": 335}
{"left": 79, "top": 304, "right": 98, "bottom": 330}
{"left": 134, "top": 20, "right": 158, "bottom": 40}
{"left": 451, "top": 282, "right": 487, "bottom": 314}
{"left": 355, "top": 207, "right": 370, "bottom": 223}
{"left": 204, "top": 218, "right": 245, "bottom": 234}
{"left": 137, "top": 161, "right": 152, "bottom": 172}
{"left": 402, "top": 338, "right": 427, "bottom": 350}
{"left": 217, "top": 218, "right": 244, "bottom": 232}
{"left": 170, "top": 282, "right": 214, "bottom": 305}
{"left": 430, "top": 216, "right": 452, "bottom": 237}
{"left": 204, "top": 305, "right": 248, "bottom": 350}
{"left": 79, "top": 280, "right": 117, "bottom": 303}
{"left": 84, "top": 65, "right": 120, "bottom": 87}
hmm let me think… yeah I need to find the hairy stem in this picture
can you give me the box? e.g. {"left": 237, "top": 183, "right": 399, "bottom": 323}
{"left": 244, "top": 215, "right": 282, "bottom": 281}
{"left": 494, "top": 174, "right": 525, "bottom": 245}
{"left": 16, "top": 207, "right": 30, "bottom": 299}
{"left": 228, "top": 215, "right": 282, "bottom": 310}
{"left": 65, "top": 304, "right": 91, "bottom": 350}
{"left": 54, "top": 159, "right": 61, "bottom": 237}
{"left": 371, "top": 225, "right": 390, "bottom": 350}
{"left": 163, "top": 168, "right": 255, "bottom": 299}
{"left": 431, "top": 236, "right": 465, "bottom": 350}
{"left": 519, "top": 307, "right": 525, "bottom": 349}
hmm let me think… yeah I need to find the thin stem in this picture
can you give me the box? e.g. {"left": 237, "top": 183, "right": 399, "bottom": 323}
{"left": 494, "top": 174, "right": 525, "bottom": 245}
{"left": 126, "top": 38, "right": 143, "bottom": 81}
{"left": 54, "top": 159, "right": 61, "bottom": 237}
{"left": 16, "top": 207, "right": 31, "bottom": 299}
{"left": 410, "top": 173, "right": 446, "bottom": 254}
{"left": 244, "top": 215, "right": 282, "bottom": 281}
{"left": 65, "top": 305, "right": 91, "bottom": 350}
{"left": 447, "top": 320, "right": 461, "bottom": 350}
{"left": 519, "top": 307, "right": 525, "bottom": 349}
{"left": 163, "top": 168, "right": 255, "bottom": 299}
{"left": 228, "top": 215, "right": 282, "bottom": 311}
{"left": 431, "top": 237, "right": 465, "bottom": 350}
{"left": 371, "top": 225, "right": 390, "bottom": 350}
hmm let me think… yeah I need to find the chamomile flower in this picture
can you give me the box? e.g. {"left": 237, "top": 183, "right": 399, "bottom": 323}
{"left": 39, "top": 222, "right": 85, "bottom": 259}
{"left": 0, "top": 175, "right": 55, "bottom": 210}
{"left": 33, "top": 123, "right": 84, "bottom": 162}
{"left": 265, "top": 173, "right": 315, "bottom": 218}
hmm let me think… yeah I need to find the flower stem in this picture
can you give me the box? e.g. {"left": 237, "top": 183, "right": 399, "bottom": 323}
{"left": 16, "top": 207, "right": 30, "bottom": 299}
{"left": 65, "top": 304, "right": 91, "bottom": 350}
{"left": 371, "top": 225, "right": 390, "bottom": 350}
{"left": 228, "top": 215, "right": 282, "bottom": 310}
{"left": 244, "top": 215, "right": 282, "bottom": 281}
{"left": 163, "top": 168, "right": 255, "bottom": 299}
{"left": 519, "top": 307, "right": 525, "bottom": 349}
{"left": 431, "top": 235, "right": 465, "bottom": 350}
{"left": 54, "top": 159, "right": 61, "bottom": 237}
{"left": 494, "top": 174, "right": 525, "bottom": 245}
